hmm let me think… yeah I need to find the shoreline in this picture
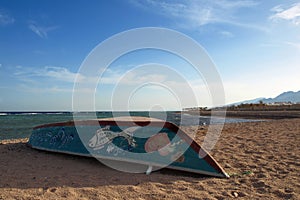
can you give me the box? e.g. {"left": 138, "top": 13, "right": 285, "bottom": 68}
{"left": 185, "top": 110, "right": 300, "bottom": 119}
{"left": 0, "top": 118, "right": 299, "bottom": 199}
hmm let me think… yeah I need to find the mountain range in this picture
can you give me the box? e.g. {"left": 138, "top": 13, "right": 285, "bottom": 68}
{"left": 231, "top": 90, "right": 300, "bottom": 105}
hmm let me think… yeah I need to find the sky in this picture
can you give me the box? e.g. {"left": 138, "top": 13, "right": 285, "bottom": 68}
{"left": 0, "top": 0, "right": 300, "bottom": 111}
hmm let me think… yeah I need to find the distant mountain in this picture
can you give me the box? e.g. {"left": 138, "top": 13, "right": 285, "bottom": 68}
{"left": 229, "top": 97, "right": 265, "bottom": 106}
{"left": 263, "top": 91, "right": 300, "bottom": 103}
{"left": 230, "top": 90, "right": 300, "bottom": 106}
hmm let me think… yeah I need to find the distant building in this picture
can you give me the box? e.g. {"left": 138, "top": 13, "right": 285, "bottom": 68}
{"left": 267, "top": 102, "right": 293, "bottom": 106}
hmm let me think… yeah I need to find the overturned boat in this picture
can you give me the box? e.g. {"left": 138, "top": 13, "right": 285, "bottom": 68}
{"left": 28, "top": 117, "right": 228, "bottom": 178}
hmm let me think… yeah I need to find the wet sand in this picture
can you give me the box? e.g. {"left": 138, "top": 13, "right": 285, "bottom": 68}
{"left": 0, "top": 118, "right": 299, "bottom": 199}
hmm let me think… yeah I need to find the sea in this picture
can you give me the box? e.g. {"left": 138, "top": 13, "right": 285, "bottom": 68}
{"left": 0, "top": 111, "right": 258, "bottom": 140}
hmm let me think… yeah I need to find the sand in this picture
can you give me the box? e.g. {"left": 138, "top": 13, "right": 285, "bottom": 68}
{"left": 0, "top": 118, "right": 299, "bottom": 200}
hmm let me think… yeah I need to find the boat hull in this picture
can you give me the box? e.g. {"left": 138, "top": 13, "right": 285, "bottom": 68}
{"left": 28, "top": 118, "right": 228, "bottom": 178}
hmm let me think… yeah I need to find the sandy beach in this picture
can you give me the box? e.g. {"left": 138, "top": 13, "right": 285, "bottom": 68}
{"left": 0, "top": 118, "right": 299, "bottom": 200}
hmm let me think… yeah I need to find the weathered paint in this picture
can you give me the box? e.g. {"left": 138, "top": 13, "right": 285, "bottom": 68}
{"left": 28, "top": 119, "right": 228, "bottom": 178}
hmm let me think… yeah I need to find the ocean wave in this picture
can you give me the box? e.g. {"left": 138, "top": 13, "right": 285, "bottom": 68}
{"left": 16, "top": 113, "right": 40, "bottom": 115}
{"left": 45, "top": 112, "right": 67, "bottom": 115}
{"left": 0, "top": 112, "right": 71, "bottom": 116}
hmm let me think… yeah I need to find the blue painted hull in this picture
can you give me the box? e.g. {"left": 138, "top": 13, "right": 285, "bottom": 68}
{"left": 28, "top": 118, "right": 228, "bottom": 178}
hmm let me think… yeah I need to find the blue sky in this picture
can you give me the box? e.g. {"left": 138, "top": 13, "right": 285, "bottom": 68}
{"left": 0, "top": 0, "right": 300, "bottom": 111}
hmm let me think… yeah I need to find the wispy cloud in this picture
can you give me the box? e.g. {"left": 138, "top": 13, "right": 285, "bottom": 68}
{"left": 28, "top": 21, "right": 58, "bottom": 38}
{"left": 12, "top": 65, "right": 220, "bottom": 107}
{"left": 42, "top": 66, "right": 84, "bottom": 82}
{"left": 130, "top": 0, "right": 262, "bottom": 31}
{"left": 17, "top": 83, "right": 74, "bottom": 93}
{"left": 285, "top": 41, "right": 300, "bottom": 50}
{"left": 270, "top": 3, "right": 300, "bottom": 25}
{"left": 0, "top": 10, "right": 15, "bottom": 26}
{"left": 15, "top": 66, "right": 83, "bottom": 83}
{"left": 99, "top": 69, "right": 167, "bottom": 85}
{"left": 13, "top": 66, "right": 87, "bottom": 94}
{"left": 219, "top": 30, "right": 234, "bottom": 38}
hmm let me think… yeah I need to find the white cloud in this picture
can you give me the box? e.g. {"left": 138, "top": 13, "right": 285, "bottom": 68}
{"left": 270, "top": 3, "right": 300, "bottom": 25}
{"left": 219, "top": 30, "right": 234, "bottom": 38}
{"left": 15, "top": 66, "right": 83, "bottom": 83}
{"left": 17, "top": 83, "right": 73, "bottom": 94}
{"left": 115, "top": 73, "right": 166, "bottom": 85}
{"left": 270, "top": 5, "right": 284, "bottom": 13}
{"left": 43, "top": 66, "right": 84, "bottom": 82}
{"left": 285, "top": 41, "right": 300, "bottom": 50}
{"left": 97, "top": 67, "right": 167, "bottom": 85}
{"left": 0, "top": 10, "right": 14, "bottom": 25}
{"left": 13, "top": 66, "right": 91, "bottom": 96}
{"left": 13, "top": 65, "right": 223, "bottom": 108}
{"left": 28, "top": 21, "right": 58, "bottom": 38}
{"left": 130, "top": 0, "right": 262, "bottom": 30}
{"left": 97, "top": 68, "right": 217, "bottom": 107}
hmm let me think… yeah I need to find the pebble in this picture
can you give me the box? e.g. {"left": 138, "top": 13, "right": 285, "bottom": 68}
{"left": 232, "top": 192, "right": 239, "bottom": 197}
{"left": 284, "top": 188, "right": 293, "bottom": 193}
{"left": 49, "top": 188, "right": 57, "bottom": 193}
{"left": 225, "top": 164, "right": 231, "bottom": 168}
